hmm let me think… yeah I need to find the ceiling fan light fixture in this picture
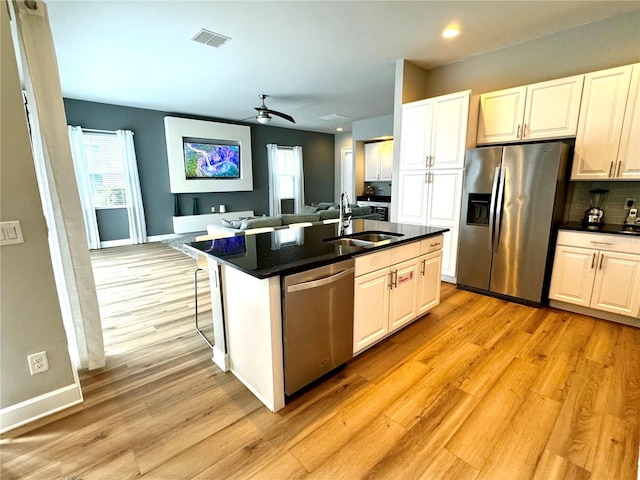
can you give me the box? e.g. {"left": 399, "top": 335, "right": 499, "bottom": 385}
{"left": 257, "top": 115, "right": 271, "bottom": 124}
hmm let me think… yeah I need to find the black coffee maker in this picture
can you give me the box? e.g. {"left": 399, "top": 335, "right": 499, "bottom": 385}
{"left": 583, "top": 189, "right": 608, "bottom": 230}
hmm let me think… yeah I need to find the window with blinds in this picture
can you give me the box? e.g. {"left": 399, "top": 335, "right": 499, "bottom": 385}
{"left": 82, "top": 132, "right": 128, "bottom": 208}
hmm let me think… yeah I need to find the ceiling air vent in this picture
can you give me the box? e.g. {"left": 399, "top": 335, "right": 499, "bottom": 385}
{"left": 319, "top": 113, "right": 350, "bottom": 121}
{"left": 191, "top": 29, "right": 230, "bottom": 48}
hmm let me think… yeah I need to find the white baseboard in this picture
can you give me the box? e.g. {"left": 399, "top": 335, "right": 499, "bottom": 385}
{"left": 213, "top": 346, "right": 229, "bottom": 372}
{"left": 0, "top": 383, "right": 83, "bottom": 434}
{"left": 549, "top": 300, "right": 640, "bottom": 328}
{"left": 99, "top": 238, "right": 135, "bottom": 248}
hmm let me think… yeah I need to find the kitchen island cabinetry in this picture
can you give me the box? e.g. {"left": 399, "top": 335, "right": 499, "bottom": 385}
{"left": 476, "top": 75, "right": 584, "bottom": 145}
{"left": 571, "top": 63, "right": 640, "bottom": 180}
{"left": 549, "top": 230, "right": 640, "bottom": 323}
{"left": 187, "top": 221, "right": 448, "bottom": 412}
{"left": 353, "top": 236, "right": 443, "bottom": 354}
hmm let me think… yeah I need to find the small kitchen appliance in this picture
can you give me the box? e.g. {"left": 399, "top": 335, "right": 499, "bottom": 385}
{"left": 582, "top": 189, "right": 608, "bottom": 230}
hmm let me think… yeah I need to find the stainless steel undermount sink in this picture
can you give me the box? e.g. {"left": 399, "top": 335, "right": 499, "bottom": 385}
{"left": 323, "top": 231, "right": 404, "bottom": 248}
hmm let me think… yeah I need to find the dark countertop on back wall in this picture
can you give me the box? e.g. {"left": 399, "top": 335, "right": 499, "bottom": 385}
{"left": 186, "top": 219, "right": 448, "bottom": 279}
{"left": 560, "top": 221, "right": 640, "bottom": 237}
{"left": 356, "top": 195, "right": 392, "bottom": 203}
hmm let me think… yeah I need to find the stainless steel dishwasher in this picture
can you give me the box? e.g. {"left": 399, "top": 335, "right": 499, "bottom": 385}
{"left": 282, "top": 259, "right": 355, "bottom": 395}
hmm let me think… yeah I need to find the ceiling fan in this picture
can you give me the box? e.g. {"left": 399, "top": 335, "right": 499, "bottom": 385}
{"left": 253, "top": 94, "right": 295, "bottom": 124}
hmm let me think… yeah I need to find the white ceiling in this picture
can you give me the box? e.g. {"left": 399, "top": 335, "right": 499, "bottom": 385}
{"left": 45, "top": 1, "right": 639, "bottom": 134}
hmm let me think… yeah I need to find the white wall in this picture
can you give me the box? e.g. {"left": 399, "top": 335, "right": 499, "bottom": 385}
{"left": 1, "top": 3, "right": 78, "bottom": 427}
{"left": 334, "top": 132, "right": 352, "bottom": 201}
{"left": 422, "top": 9, "right": 640, "bottom": 98}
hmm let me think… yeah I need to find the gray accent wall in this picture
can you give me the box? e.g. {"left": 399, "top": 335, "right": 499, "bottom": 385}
{"left": 63, "top": 100, "right": 335, "bottom": 238}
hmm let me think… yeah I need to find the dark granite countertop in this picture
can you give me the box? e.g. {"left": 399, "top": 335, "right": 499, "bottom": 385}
{"left": 356, "top": 195, "right": 392, "bottom": 203}
{"left": 560, "top": 221, "right": 640, "bottom": 237}
{"left": 186, "top": 219, "right": 449, "bottom": 279}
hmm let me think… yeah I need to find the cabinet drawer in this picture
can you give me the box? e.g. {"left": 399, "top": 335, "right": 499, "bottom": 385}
{"left": 557, "top": 230, "right": 640, "bottom": 254}
{"left": 355, "top": 249, "right": 392, "bottom": 277}
{"left": 390, "top": 242, "right": 421, "bottom": 265}
{"left": 420, "top": 235, "right": 444, "bottom": 254}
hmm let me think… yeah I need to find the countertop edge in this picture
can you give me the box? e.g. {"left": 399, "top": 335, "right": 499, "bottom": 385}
{"left": 559, "top": 222, "right": 640, "bottom": 237}
{"left": 187, "top": 226, "right": 449, "bottom": 280}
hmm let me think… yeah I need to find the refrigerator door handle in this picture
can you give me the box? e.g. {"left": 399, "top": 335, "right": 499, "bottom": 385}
{"left": 488, "top": 166, "right": 501, "bottom": 253}
{"left": 494, "top": 167, "right": 507, "bottom": 253}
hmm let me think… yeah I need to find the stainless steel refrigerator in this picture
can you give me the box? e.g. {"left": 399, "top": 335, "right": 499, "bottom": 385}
{"left": 457, "top": 142, "right": 569, "bottom": 305}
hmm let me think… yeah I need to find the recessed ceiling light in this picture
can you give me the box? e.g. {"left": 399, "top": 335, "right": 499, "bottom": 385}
{"left": 336, "top": 127, "right": 343, "bottom": 132}
{"left": 442, "top": 26, "right": 460, "bottom": 39}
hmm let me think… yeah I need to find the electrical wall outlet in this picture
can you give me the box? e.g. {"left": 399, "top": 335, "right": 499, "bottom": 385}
{"left": 27, "top": 351, "right": 50, "bottom": 375}
{"left": 625, "top": 198, "right": 636, "bottom": 210}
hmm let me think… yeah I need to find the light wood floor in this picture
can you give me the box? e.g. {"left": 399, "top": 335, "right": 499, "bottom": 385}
{"left": 2, "top": 242, "right": 639, "bottom": 479}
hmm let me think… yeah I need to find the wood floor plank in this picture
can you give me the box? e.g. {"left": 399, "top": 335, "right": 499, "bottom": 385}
{"left": 591, "top": 413, "right": 640, "bottom": 480}
{"left": 2, "top": 242, "right": 639, "bottom": 480}
{"left": 302, "top": 415, "right": 406, "bottom": 479}
{"left": 475, "top": 391, "right": 562, "bottom": 480}
{"left": 287, "top": 360, "right": 430, "bottom": 471}
{"left": 532, "top": 448, "right": 591, "bottom": 480}
{"left": 363, "top": 383, "right": 479, "bottom": 480}
{"left": 445, "top": 358, "right": 540, "bottom": 470}
{"left": 545, "top": 357, "right": 613, "bottom": 471}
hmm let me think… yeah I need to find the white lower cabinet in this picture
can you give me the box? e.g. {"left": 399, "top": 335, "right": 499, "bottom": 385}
{"left": 354, "top": 266, "right": 391, "bottom": 352}
{"left": 549, "top": 231, "right": 640, "bottom": 319}
{"left": 416, "top": 250, "right": 443, "bottom": 316}
{"left": 353, "top": 237, "right": 443, "bottom": 354}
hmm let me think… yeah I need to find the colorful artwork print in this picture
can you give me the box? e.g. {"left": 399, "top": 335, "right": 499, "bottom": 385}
{"left": 183, "top": 142, "right": 240, "bottom": 178}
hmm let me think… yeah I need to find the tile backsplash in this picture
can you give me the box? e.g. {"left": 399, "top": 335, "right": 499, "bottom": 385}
{"left": 566, "top": 181, "right": 640, "bottom": 225}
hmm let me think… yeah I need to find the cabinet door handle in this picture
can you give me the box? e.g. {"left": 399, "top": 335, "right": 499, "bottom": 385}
{"left": 430, "top": 242, "right": 441, "bottom": 247}
{"left": 388, "top": 271, "right": 398, "bottom": 289}
{"left": 517, "top": 124, "right": 521, "bottom": 138}
{"left": 425, "top": 172, "right": 429, "bottom": 184}
{"left": 616, "top": 161, "right": 622, "bottom": 177}
{"left": 591, "top": 252, "right": 596, "bottom": 269}
{"left": 523, "top": 123, "right": 527, "bottom": 137}
{"left": 609, "top": 161, "right": 614, "bottom": 177}
{"left": 421, "top": 259, "right": 426, "bottom": 276}
{"left": 599, "top": 254, "right": 604, "bottom": 270}
{"left": 590, "top": 241, "right": 612, "bottom": 246}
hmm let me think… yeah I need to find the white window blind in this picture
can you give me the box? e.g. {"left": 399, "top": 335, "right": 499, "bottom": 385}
{"left": 277, "top": 147, "right": 295, "bottom": 200}
{"left": 82, "top": 132, "right": 127, "bottom": 208}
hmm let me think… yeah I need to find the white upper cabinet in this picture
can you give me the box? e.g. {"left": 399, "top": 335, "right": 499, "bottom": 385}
{"left": 476, "top": 86, "right": 526, "bottom": 145}
{"left": 477, "top": 75, "right": 584, "bottom": 145}
{"left": 617, "top": 65, "right": 640, "bottom": 180}
{"left": 430, "top": 92, "right": 471, "bottom": 169}
{"left": 399, "top": 99, "right": 432, "bottom": 170}
{"left": 571, "top": 64, "right": 639, "bottom": 180}
{"left": 400, "top": 91, "right": 470, "bottom": 170}
{"left": 364, "top": 140, "right": 393, "bottom": 181}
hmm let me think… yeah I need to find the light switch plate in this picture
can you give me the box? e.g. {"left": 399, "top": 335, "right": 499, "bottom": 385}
{"left": 0, "top": 221, "right": 24, "bottom": 246}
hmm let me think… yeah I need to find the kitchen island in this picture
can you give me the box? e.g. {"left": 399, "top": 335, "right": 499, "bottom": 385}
{"left": 186, "top": 219, "right": 448, "bottom": 411}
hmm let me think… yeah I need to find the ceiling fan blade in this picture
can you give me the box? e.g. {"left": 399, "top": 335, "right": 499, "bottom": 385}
{"left": 265, "top": 109, "right": 295, "bottom": 124}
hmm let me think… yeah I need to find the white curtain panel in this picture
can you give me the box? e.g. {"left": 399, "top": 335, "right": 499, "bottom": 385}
{"left": 267, "top": 143, "right": 281, "bottom": 216}
{"left": 67, "top": 126, "right": 101, "bottom": 249}
{"left": 12, "top": 0, "right": 105, "bottom": 370}
{"left": 292, "top": 146, "right": 305, "bottom": 213}
{"left": 117, "top": 130, "right": 147, "bottom": 244}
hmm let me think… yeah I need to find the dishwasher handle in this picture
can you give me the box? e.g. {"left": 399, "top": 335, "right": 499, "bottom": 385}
{"left": 286, "top": 267, "right": 355, "bottom": 293}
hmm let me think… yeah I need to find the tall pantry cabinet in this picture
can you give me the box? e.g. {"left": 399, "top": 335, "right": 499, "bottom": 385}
{"left": 397, "top": 90, "right": 473, "bottom": 282}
